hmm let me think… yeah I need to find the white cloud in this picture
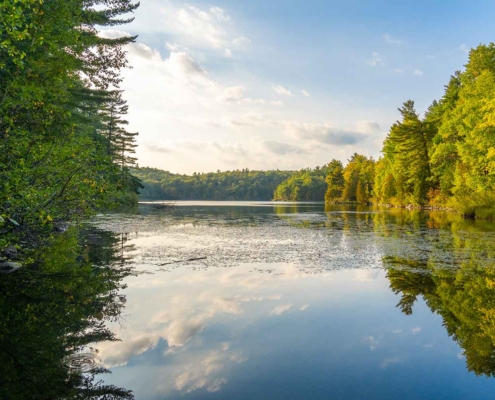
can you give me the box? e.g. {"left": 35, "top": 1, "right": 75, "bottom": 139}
{"left": 286, "top": 122, "right": 370, "bottom": 146}
{"left": 270, "top": 304, "right": 293, "bottom": 316}
{"left": 394, "top": 68, "right": 404, "bottom": 74}
{"left": 224, "top": 48, "right": 233, "bottom": 58}
{"left": 301, "top": 90, "right": 311, "bottom": 97}
{"left": 210, "top": 6, "right": 231, "bottom": 22}
{"left": 460, "top": 44, "right": 469, "bottom": 53}
{"left": 368, "top": 52, "right": 384, "bottom": 67}
{"left": 356, "top": 121, "right": 381, "bottom": 134}
{"left": 219, "top": 85, "right": 245, "bottom": 102}
{"left": 112, "top": 25, "right": 386, "bottom": 172}
{"left": 232, "top": 36, "right": 252, "bottom": 47}
{"left": 143, "top": 142, "right": 173, "bottom": 153}
{"left": 262, "top": 141, "right": 309, "bottom": 155}
{"left": 427, "top": 55, "right": 436, "bottom": 59}
{"left": 130, "top": 3, "right": 237, "bottom": 54}
{"left": 165, "top": 42, "right": 192, "bottom": 54}
{"left": 383, "top": 33, "right": 402, "bottom": 45}
{"left": 273, "top": 85, "right": 293, "bottom": 96}
{"left": 413, "top": 69, "right": 423, "bottom": 76}
{"left": 175, "top": 5, "right": 226, "bottom": 49}
{"left": 412, "top": 327, "right": 422, "bottom": 334}
{"left": 393, "top": 329, "right": 402, "bottom": 334}
{"left": 212, "top": 142, "right": 247, "bottom": 157}
{"left": 299, "top": 304, "right": 309, "bottom": 311}
{"left": 97, "top": 29, "right": 132, "bottom": 40}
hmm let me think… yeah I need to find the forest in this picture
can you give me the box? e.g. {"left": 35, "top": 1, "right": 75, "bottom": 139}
{"left": 135, "top": 165, "right": 333, "bottom": 202}
{"left": 133, "top": 167, "right": 294, "bottom": 200}
{"left": 0, "top": 0, "right": 142, "bottom": 253}
{"left": 272, "top": 166, "right": 329, "bottom": 201}
{"left": 324, "top": 43, "right": 495, "bottom": 218}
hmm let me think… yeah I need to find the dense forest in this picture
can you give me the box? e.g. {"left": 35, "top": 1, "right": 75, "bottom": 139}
{"left": 1, "top": 1, "right": 141, "bottom": 396}
{"left": 133, "top": 167, "right": 293, "bottom": 200}
{"left": 323, "top": 43, "right": 495, "bottom": 218}
{"left": 272, "top": 166, "right": 329, "bottom": 201}
{"left": 0, "top": 0, "right": 141, "bottom": 251}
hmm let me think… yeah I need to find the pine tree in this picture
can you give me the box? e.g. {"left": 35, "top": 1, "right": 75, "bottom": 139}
{"left": 324, "top": 159, "right": 344, "bottom": 203}
{"left": 383, "top": 101, "right": 433, "bottom": 205}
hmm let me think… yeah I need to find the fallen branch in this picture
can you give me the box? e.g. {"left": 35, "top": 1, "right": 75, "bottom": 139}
{"left": 157, "top": 257, "right": 207, "bottom": 266}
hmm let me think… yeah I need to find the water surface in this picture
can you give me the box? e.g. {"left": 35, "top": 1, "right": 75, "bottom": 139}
{"left": 92, "top": 202, "right": 495, "bottom": 399}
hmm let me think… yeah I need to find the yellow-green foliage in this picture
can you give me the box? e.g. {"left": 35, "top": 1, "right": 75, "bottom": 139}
{"left": 273, "top": 167, "right": 327, "bottom": 201}
{"left": 324, "top": 154, "right": 375, "bottom": 204}
{"left": 365, "top": 43, "right": 495, "bottom": 217}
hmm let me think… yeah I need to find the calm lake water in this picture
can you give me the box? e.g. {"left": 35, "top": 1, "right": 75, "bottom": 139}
{"left": 89, "top": 202, "right": 495, "bottom": 399}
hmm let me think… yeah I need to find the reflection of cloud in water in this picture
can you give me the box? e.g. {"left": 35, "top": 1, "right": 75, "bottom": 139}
{"left": 366, "top": 336, "right": 380, "bottom": 351}
{"left": 354, "top": 270, "right": 379, "bottom": 282}
{"left": 98, "top": 335, "right": 160, "bottom": 367}
{"left": 380, "top": 357, "right": 401, "bottom": 369}
{"left": 174, "top": 347, "right": 247, "bottom": 394}
{"left": 99, "top": 285, "right": 281, "bottom": 367}
{"left": 99, "top": 264, "right": 364, "bottom": 371}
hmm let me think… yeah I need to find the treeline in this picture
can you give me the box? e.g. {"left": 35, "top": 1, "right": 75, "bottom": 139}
{"left": 273, "top": 166, "right": 329, "bottom": 201}
{"left": 324, "top": 43, "right": 495, "bottom": 218}
{"left": 133, "top": 167, "right": 294, "bottom": 200}
{"left": 1, "top": 0, "right": 141, "bottom": 249}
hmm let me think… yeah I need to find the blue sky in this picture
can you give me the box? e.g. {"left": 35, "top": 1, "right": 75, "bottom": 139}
{"left": 102, "top": 0, "right": 495, "bottom": 173}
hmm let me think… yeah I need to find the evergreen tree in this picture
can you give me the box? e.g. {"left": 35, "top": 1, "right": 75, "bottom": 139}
{"left": 380, "top": 101, "right": 432, "bottom": 205}
{"left": 324, "top": 160, "right": 345, "bottom": 203}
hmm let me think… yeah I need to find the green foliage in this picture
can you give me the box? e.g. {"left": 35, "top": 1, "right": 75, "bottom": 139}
{"left": 0, "top": 227, "right": 135, "bottom": 399}
{"left": 322, "top": 154, "right": 374, "bottom": 204}
{"left": 375, "top": 101, "right": 433, "bottom": 205}
{"left": 0, "top": 0, "right": 141, "bottom": 249}
{"left": 324, "top": 159, "right": 344, "bottom": 203}
{"left": 372, "top": 43, "right": 495, "bottom": 217}
{"left": 134, "top": 167, "right": 294, "bottom": 201}
{"left": 273, "top": 166, "right": 328, "bottom": 201}
{"left": 341, "top": 153, "right": 375, "bottom": 204}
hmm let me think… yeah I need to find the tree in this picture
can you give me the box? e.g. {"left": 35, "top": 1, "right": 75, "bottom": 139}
{"left": 0, "top": 0, "right": 140, "bottom": 248}
{"left": 324, "top": 160, "right": 344, "bottom": 202}
{"left": 379, "top": 101, "right": 432, "bottom": 205}
{"left": 341, "top": 154, "right": 375, "bottom": 203}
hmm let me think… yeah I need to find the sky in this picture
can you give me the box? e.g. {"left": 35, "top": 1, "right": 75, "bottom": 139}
{"left": 100, "top": 0, "right": 495, "bottom": 174}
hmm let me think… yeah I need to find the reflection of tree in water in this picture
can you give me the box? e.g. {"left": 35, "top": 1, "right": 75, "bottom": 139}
{"left": 0, "top": 228, "right": 135, "bottom": 399}
{"left": 384, "top": 216, "right": 495, "bottom": 377}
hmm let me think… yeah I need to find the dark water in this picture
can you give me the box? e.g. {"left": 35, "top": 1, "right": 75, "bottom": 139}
{"left": 3, "top": 202, "right": 495, "bottom": 399}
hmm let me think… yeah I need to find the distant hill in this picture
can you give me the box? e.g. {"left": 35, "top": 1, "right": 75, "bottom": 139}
{"left": 132, "top": 167, "right": 294, "bottom": 200}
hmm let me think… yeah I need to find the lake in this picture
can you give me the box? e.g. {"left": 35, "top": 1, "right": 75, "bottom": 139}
{"left": 4, "top": 201, "right": 495, "bottom": 399}
{"left": 85, "top": 202, "right": 495, "bottom": 399}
